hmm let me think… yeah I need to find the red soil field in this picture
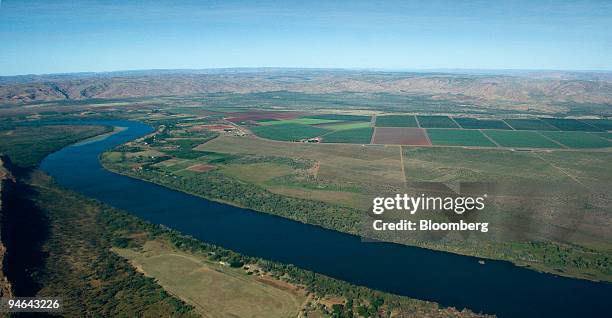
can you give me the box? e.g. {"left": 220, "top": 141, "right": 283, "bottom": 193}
{"left": 225, "top": 111, "right": 304, "bottom": 122}
{"left": 371, "top": 127, "right": 431, "bottom": 145}
{"left": 186, "top": 164, "right": 215, "bottom": 172}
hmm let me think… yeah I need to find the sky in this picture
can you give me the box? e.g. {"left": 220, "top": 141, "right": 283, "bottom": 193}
{"left": 0, "top": 0, "right": 611, "bottom": 75}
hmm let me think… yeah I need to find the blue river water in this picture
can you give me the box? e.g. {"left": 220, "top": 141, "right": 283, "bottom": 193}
{"left": 40, "top": 120, "right": 612, "bottom": 318}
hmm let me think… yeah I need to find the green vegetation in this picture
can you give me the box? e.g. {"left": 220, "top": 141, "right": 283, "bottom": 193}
{"left": 250, "top": 123, "right": 329, "bottom": 141}
{"left": 426, "top": 129, "right": 496, "bottom": 147}
{"left": 322, "top": 127, "right": 374, "bottom": 144}
{"left": 258, "top": 118, "right": 340, "bottom": 125}
{"left": 101, "top": 188, "right": 485, "bottom": 318}
{"left": 318, "top": 121, "right": 371, "bottom": 131}
{"left": 102, "top": 154, "right": 362, "bottom": 235}
{"left": 416, "top": 115, "right": 459, "bottom": 128}
{"left": 540, "top": 131, "right": 612, "bottom": 149}
{"left": 483, "top": 130, "right": 563, "bottom": 148}
{"left": 108, "top": 120, "right": 612, "bottom": 282}
{"left": 594, "top": 132, "right": 612, "bottom": 140}
{"left": 305, "top": 114, "right": 371, "bottom": 121}
{"left": 26, "top": 174, "right": 197, "bottom": 317}
{"left": 579, "top": 119, "right": 612, "bottom": 131}
{"left": 454, "top": 117, "right": 511, "bottom": 130}
{"left": 375, "top": 115, "right": 418, "bottom": 127}
{"left": 0, "top": 122, "right": 480, "bottom": 317}
{"left": 402, "top": 147, "right": 612, "bottom": 281}
{"left": 540, "top": 118, "right": 603, "bottom": 131}
{"left": 0, "top": 124, "right": 112, "bottom": 168}
{"left": 0, "top": 124, "right": 197, "bottom": 317}
{"left": 503, "top": 119, "right": 559, "bottom": 131}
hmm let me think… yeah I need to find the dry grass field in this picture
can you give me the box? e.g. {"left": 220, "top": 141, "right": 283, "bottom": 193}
{"left": 197, "top": 135, "right": 405, "bottom": 189}
{"left": 113, "top": 241, "right": 305, "bottom": 318}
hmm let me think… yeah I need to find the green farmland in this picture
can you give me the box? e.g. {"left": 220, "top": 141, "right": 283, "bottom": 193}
{"left": 503, "top": 119, "right": 559, "bottom": 131}
{"left": 540, "top": 131, "right": 612, "bottom": 149}
{"left": 540, "top": 118, "right": 603, "bottom": 131}
{"left": 483, "top": 130, "right": 563, "bottom": 148}
{"left": 305, "top": 114, "right": 371, "bottom": 121}
{"left": 416, "top": 115, "right": 459, "bottom": 128}
{"left": 322, "top": 127, "right": 373, "bottom": 143}
{"left": 318, "top": 121, "right": 371, "bottom": 131}
{"left": 579, "top": 119, "right": 612, "bottom": 131}
{"left": 375, "top": 115, "right": 418, "bottom": 127}
{"left": 594, "top": 132, "right": 612, "bottom": 140}
{"left": 454, "top": 117, "right": 511, "bottom": 130}
{"left": 426, "top": 129, "right": 497, "bottom": 147}
{"left": 258, "top": 118, "right": 340, "bottom": 125}
{"left": 250, "top": 123, "right": 329, "bottom": 141}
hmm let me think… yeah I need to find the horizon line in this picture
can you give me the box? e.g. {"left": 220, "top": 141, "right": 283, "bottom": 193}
{"left": 2, "top": 66, "right": 612, "bottom": 78}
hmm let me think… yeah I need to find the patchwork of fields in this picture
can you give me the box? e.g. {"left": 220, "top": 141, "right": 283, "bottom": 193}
{"left": 237, "top": 112, "right": 610, "bottom": 149}
{"left": 426, "top": 129, "right": 496, "bottom": 147}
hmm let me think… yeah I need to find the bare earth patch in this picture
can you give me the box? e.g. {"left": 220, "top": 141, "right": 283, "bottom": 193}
{"left": 372, "top": 127, "right": 432, "bottom": 145}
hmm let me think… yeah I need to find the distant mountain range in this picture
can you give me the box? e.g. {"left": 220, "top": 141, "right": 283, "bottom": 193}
{"left": 1, "top": 69, "right": 611, "bottom": 110}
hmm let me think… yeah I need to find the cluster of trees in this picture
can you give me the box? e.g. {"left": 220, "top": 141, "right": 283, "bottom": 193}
{"left": 28, "top": 179, "right": 198, "bottom": 317}
{"left": 111, "top": 163, "right": 363, "bottom": 235}
{"left": 99, "top": 198, "right": 456, "bottom": 318}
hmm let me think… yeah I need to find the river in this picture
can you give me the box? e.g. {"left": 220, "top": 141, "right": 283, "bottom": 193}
{"left": 40, "top": 120, "right": 612, "bottom": 318}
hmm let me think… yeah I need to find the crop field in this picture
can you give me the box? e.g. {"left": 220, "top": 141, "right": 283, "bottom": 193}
{"left": 416, "top": 115, "right": 459, "bottom": 128}
{"left": 258, "top": 118, "right": 340, "bottom": 125}
{"left": 594, "top": 132, "right": 612, "bottom": 140}
{"left": 426, "top": 129, "right": 497, "bottom": 147}
{"left": 483, "top": 130, "right": 563, "bottom": 148}
{"left": 374, "top": 115, "right": 418, "bottom": 127}
{"left": 454, "top": 117, "right": 511, "bottom": 130}
{"left": 540, "top": 131, "right": 612, "bottom": 149}
{"left": 503, "top": 119, "right": 559, "bottom": 131}
{"left": 249, "top": 123, "right": 329, "bottom": 141}
{"left": 371, "top": 127, "right": 431, "bottom": 145}
{"left": 316, "top": 121, "right": 371, "bottom": 131}
{"left": 579, "top": 119, "right": 612, "bottom": 131}
{"left": 114, "top": 241, "right": 304, "bottom": 318}
{"left": 305, "top": 114, "right": 371, "bottom": 121}
{"left": 322, "top": 127, "right": 373, "bottom": 143}
{"left": 540, "top": 118, "right": 603, "bottom": 131}
{"left": 225, "top": 110, "right": 302, "bottom": 123}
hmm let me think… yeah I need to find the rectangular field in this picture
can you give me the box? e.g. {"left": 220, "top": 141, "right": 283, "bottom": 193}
{"left": 454, "top": 117, "right": 512, "bottom": 130}
{"left": 483, "top": 130, "right": 563, "bottom": 148}
{"left": 250, "top": 123, "right": 329, "bottom": 141}
{"left": 375, "top": 115, "right": 418, "bottom": 127}
{"left": 317, "top": 121, "right": 371, "bottom": 131}
{"left": 372, "top": 127, "right": 431, "bottom": 145}
{"left": 322, "top": 127, "right": 373, "bottom": 143}
{"left": 579, "top": 119, "right": 612, "bottom": 131}
{"left": 225, "top": 111, "right": 301, "bottom": 122}
{"left": 259, "top": 118, "right": 340, "bottom": 125}
{"left": 540, "top": 118, "right": 603, "bottom": 131}
{"left": 305, "top": 114, "right": 371, "bottom": 121}
{"left": 594, "top": 132, "right": 612, "bottom": 140}
{"left": 503, "top": 119, "right": 559, "bottom": 131}
{"left": 426, "top": 129, "right": 497, "bottom": 147}
{"left": 539, "top": 131, "right": 612, "bottom": 148}
{"left": 416, "top": 115, "right": 459, "bottom": 128}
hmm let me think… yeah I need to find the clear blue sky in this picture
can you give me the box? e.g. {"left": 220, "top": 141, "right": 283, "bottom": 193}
{"left": 0, "top": 0, "right": 610, "bottom": 75}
